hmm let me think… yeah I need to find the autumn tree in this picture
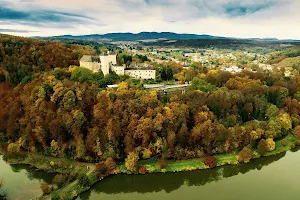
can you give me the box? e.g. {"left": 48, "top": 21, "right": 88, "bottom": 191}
{"left": 125, "top": 152, "right": 139, "bottom": 172}
{"left": 40, "top": 181, "right": 52, "bottom": 195}
{"left": 238, "top": 146, "right": 252, "bottom": 163}
{"left": 258, "top": 138, "right": 275, "bottom": 155}
{"left": 294, "top": 126, "right": 300, "bottom": 139}
{"left": 52, "top": 174, "right": 68, "bottom": 187}
{"left": 204, "top": 156, "right": 217, "bottom": 168}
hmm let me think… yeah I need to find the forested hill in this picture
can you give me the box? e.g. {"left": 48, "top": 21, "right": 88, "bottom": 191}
{"left": 0, "top": 34, "right": 97, "bottom": 85}
{"left": 44, "top": 32, "right": 227, "bottom": 42}
{"left": 1, "top": 34, "right": 300, "bottom": 174}
{"left": 142, "top": 39, "right": 300, "bottom": 50}
{"left": 43, "top": 32, "right": 300, "bottom": 44}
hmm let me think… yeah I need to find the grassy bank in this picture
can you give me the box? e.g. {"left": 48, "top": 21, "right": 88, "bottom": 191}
{"left": 118, "top": 135, "right": 298, "bottom": 174}
{"left": 5, "top": 154, "right": 89, "bottom": 175}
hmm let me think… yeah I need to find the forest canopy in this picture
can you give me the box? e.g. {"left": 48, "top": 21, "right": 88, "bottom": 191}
{"left": 0, "top": 34, "right": 299, "bottom": 168}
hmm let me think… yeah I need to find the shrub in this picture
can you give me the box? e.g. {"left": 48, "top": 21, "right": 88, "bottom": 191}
{"left": 138, "top": 165, "right": 147, "bottom": 174}
{"left": 281, "top": 139, "right": 288, "bottom": 147}
{"left": 141, "top": 149, "right": 152, "bottom": 159}
{"left": 71, "top": 190, "right": 78, "bottom": 197}
{"left": 7, "top": 143, "right": 20, "bottom": 156}
{"left": 158, "top": 156, "right": 168, "bottom": 169}
{"left": 52, "top": 174, "right": 68, "bottom": 187}
{"left": 238, "top": 146, "right": 252, "bottom": 163}
{"left": 204, "top": 156, "right": 217, "bottom": 168}
{"left": 266, "top": 138, "right": 276, "bottom": 151}
{"left": 69, "top": 170, "right": 79, "bottom": 182}
{"left": 95, "top": 162, "right": 108, "bottom": 178}
{"left": 78, "top": 174, "right": 90, "bottom": 187}
{"left": 105, "top": 157, "right": 116, "bottom": 171}
{"left": 294, "top": 126, "right": 300, "bottom": 139}
{"left": 40, "top": 181, "right": 52, "bottom": 195}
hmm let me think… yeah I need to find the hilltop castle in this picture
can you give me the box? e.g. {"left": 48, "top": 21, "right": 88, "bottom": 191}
{"left": 80, "top": 52, "right": 156, "bottom": 79}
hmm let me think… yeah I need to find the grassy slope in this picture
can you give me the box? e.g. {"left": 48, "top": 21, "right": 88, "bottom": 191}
{"left": 276, "top": 56, "right": 300, "bottom": 68}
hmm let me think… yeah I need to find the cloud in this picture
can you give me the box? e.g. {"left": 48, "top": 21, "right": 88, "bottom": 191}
{"left": 223, "top": 1, "right": 276, "bottom": 17}
{"left": 0, "top": 2, "right": 93, "bottom": 23}
{"left": 0, "top": 0, "right": 299, "bottom": 39}
{"left": 0, "top": 28, "right": 38, "bottom": 33}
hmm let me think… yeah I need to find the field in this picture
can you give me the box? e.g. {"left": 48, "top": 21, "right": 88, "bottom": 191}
{"left": 277, "top": 56, "right": 300, "bottom": 68}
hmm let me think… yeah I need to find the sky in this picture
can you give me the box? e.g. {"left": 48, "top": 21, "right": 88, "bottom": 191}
{"left": 0, "top": 0, "right": 300, "bottom": 39}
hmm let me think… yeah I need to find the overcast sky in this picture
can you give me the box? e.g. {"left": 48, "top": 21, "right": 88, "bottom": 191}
{"left": 0, "top": 0, "right": 300, "bottom": 39}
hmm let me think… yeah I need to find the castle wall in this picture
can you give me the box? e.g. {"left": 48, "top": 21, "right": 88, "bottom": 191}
{"left": 108, "top": 54, "right": 117, "bottom": 65}
{"left": 80, "top": 61, "right": 101, "bottom": 73}
{"left": 111, "top": 66, "right": 125, "bottom": 76}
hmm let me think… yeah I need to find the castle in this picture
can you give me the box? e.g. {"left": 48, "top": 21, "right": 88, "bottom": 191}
{"left": 80, "top": 53, "right": 156, "bottom": 79}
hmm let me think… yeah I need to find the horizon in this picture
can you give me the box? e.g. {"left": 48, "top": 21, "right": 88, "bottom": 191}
{"left": 0, "top": 0, "right": 300, "bottom": 39}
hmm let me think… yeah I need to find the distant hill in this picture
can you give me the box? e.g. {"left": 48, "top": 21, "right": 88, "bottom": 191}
{"left": 40, "top": 32, "right": 300, "bottom": 43}
{"left": 42, "top": 32, "right": 228, "bottom": 42}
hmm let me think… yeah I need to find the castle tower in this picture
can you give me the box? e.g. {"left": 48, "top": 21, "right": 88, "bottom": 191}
{"left": 99, "top": 53, "right": 117, "bottom": 76}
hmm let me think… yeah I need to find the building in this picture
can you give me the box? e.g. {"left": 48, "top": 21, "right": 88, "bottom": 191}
{"left": 79, "top": 55, "right": 101, "bottom": 73}
{"left": 221, "top": 66, "right": 243, "bottom": 74}
{"left": 80, "top": 53, "right": 156, "bottom": 79}
{"left": 124, "top": 64, "right": 156, "bottom": 80}
{"left": 80, "top": 52, "right": 117, "bottom": 75}
{"left": 144, "top": 84, "right": 190, "bottom": 96}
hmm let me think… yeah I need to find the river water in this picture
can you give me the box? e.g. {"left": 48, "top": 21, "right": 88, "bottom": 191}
{"left": 0, "top": 156, "right": 54, "bottom": 199}
{"left": 0, "top": 149, "right": 299, "bottom": 200}
{"left": 79, "top": 149, "right": 300, "bottom": 200}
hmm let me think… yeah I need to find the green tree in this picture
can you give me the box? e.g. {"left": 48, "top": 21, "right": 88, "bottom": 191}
{"left": 78, "top": 174, "right": 90, "bottom": 187}
{"left": 190, "top": 77, "right": 218, "bottom": 93}
{"left": 266, "top": 105, "right": 279, "bottom": 119}
{"left": 71, "top": 67, "right": 94, "bottom": 83}
{"left": 160, "top": 67, "right": 173, "bottom": 81}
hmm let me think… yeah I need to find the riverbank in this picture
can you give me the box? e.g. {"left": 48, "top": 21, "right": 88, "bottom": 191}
{"left": 2, "top": 134, "right": 299, "bottom": 200}
{"left": 126, "top": 134, "right": 298, "bottom": 174}
{"left": 47, "top": 134, "right": 299, "bottom": 199}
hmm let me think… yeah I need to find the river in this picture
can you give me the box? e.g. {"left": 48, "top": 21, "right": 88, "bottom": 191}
{"left": 0, "top": 156, "right": 54, "bottom": 199}
{"left": 0, "top": 149, "right": 299, "bottom": 200}
{"left": 79, "top": 149, "right": 300, "bottom": 200}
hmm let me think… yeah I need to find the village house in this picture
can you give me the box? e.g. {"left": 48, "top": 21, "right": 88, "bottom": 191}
{"left": 80, "top": 53, "right": 156, "bottom": 79}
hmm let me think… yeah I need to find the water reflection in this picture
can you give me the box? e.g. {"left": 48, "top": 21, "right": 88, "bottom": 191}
{"left": 80, "top": 152, "right": 288, "bottom": 199}
{"left": 0, "top": 156, "right": 54, "bottom": 199}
